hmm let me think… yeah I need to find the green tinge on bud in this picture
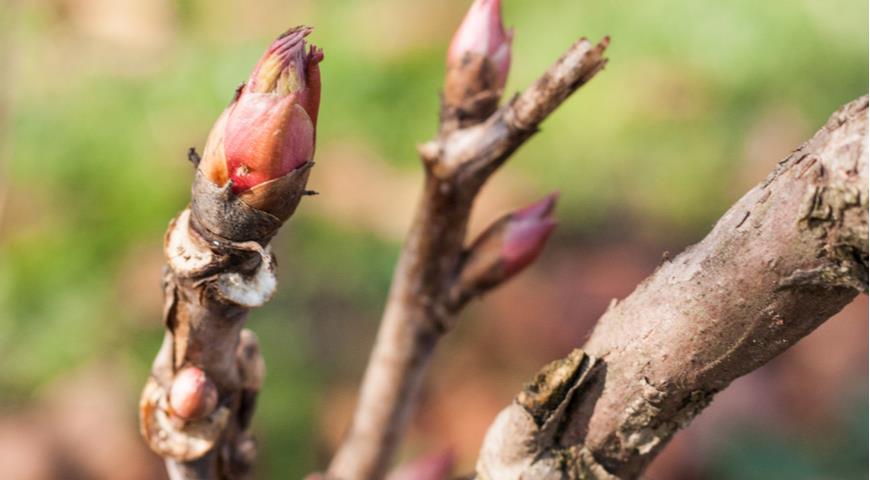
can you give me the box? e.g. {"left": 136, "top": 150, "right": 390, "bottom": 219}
{"left": 198, "top": 26, "right": 323, "bottom": 195}
{"left": 248, "top": 26, "right": 313, "bottom": 96}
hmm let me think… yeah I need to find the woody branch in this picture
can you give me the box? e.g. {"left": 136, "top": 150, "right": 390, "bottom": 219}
{"left": 328, "top": 1, "right": 609, "bottom": 478}
{"left": 476, "top": 95, "right": 868, "bottom": 479}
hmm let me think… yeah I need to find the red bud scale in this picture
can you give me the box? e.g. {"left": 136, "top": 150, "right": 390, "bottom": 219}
{"left": 200, "top": 26, "right": 323, "bottom": 194}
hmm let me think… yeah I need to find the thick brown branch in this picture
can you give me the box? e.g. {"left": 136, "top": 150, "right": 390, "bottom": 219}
{"left": 328, "top": 37, "right": 609, "bottom": 480}
{"left": 140, "top": 208, "right": 273, "bottom": 480}
{"left": 476, "top": 95, "right": 869, "bottom": 479}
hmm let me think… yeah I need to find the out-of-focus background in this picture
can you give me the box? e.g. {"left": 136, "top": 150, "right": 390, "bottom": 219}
{"left": 0, "top": 0, "right": 867, "bottom": 478}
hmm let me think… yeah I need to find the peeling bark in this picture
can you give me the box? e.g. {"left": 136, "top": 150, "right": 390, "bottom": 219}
{"left": 476, "top": 95, "right": 869, "bottom": 479}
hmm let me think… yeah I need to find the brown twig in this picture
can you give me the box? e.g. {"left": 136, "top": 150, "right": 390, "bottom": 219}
{"left": 476, "top": 95, "right": 869, "bottom": 479}
{"left": 327, "top": 37, "right": 609, "bottom": 480}
{"left": 139, "top": 25, "right": 320, "bottom": 479}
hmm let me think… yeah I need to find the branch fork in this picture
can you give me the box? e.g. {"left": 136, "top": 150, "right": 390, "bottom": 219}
{"left": 328, "top": 7, "right": 609, "bottom": 476}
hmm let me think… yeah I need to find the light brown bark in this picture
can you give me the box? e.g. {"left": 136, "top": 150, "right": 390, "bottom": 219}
{"left": 476, "top": 95, "right": 869, "bottom": 479}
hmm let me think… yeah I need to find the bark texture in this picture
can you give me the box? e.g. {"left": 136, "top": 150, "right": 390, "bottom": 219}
{"left": 476, "top": 95, "right": 869, "bottom": 479}
{"left": 328, "top": 37, "right": 609, "bottom": 480}
{"left": 140, "top": 156, "right": 309, "bottom": 478}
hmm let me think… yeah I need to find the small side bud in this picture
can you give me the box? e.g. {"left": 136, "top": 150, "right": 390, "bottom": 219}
{"left": 501, "top": 193, "right": 558, "bottom": 275}
{"left": 443, "top": 0, "right": 513, "bottom": 126}
{"left": 169, "top": 366, "right": 219, "bottom": 421}
{"left": 199, "top": 108, "right": 231, "bottom": 187}
{"left": 451, "top": 193, "right": 557, "bottom": 307}
{"left": 387, "top": 449, "right": 455, "bottom": 480}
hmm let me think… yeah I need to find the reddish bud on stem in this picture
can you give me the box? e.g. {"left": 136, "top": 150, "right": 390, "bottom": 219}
{"left": 387, "top": 449, "right": 455, "bottom": 480}
{"left": 452, "top": 193, "right": 557, "bottom": 306}
{"left": 501, "top": 193, "right": 558, "bottom": 275}
{"left": 447, "top": 0, "right": 512, "bottom": 91}
{"left": 199, "top": 26, "right": 323, "bottom": 194}
{"left": 169, "top": 366, "right": 219, "bottom": 421}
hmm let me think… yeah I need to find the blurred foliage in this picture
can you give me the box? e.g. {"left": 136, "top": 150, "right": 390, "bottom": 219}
{"left": 710, "top": 394, "right": 869, "bottom": 480}
{"left": 0, "top": 0, "right": 866, "bottom": 478}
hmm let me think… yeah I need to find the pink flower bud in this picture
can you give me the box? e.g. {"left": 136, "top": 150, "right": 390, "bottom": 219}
{"left": 169, "top": 366, "right": 218, "bottom": 421}
{"left": 502, "top": 193, "right": 558, "bottom": 275}
{"left": 447, "top": 0, "right": 512, "bottom": 90}
{"left": 452, "top": 194, "right": 557, "bottom": 306}
{"left": 387, "top": 449, "right": 455, "bottom": 480}
{"left": 199, "top": 26, "right": 323, "bottom": 193}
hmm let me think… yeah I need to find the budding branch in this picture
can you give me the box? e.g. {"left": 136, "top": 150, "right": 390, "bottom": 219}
{"left": 328, "top": 36, "right": 610, "bottom": 480}
{"left": 139, "top": 27, "right": 321, "bottom": 480}
{"left": 136, "top": 5, "right": 868, "bottom": 480}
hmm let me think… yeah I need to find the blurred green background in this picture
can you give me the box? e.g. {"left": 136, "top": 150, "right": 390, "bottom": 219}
{"left": 0, "top": 0, "right": 866, "bottom": 478}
